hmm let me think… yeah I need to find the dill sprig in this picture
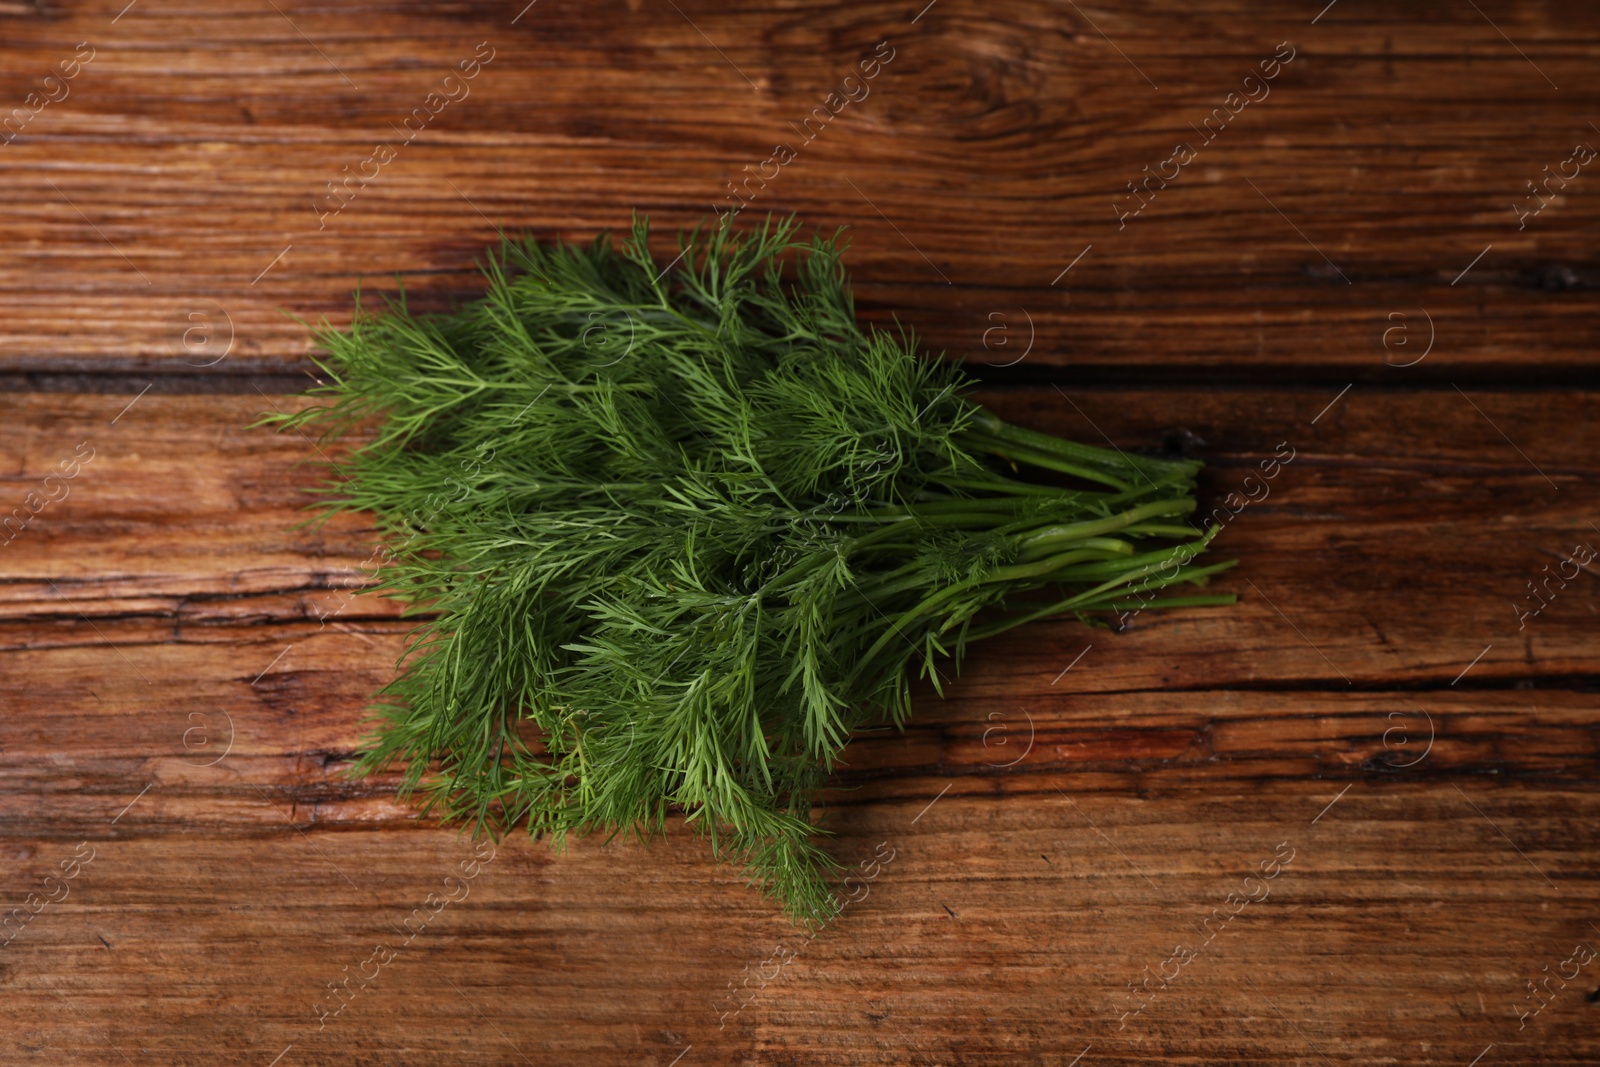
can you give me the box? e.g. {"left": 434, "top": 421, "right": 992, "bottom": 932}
{"left": 262, "top": 215, "right": 1235, "bottom": 924}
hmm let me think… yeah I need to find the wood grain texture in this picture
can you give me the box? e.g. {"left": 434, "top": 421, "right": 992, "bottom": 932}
{"left": 2, "top": 388, "right": 1597, "bottom": 1065}
{"left": 1, "top": 0, "right": 1600, "bottom": 378}
{"left": 4, "top": 0, "right": 1600, "bottom": 1064}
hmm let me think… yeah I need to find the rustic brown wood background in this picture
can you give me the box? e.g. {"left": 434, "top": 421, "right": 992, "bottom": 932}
{"left": 2, "top": 0, "right": 1598, "bottom": 1064}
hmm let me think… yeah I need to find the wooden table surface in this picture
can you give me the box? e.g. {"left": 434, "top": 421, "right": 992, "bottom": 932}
{"left": 3, "top": 2, "right": 1599, "bottom": 1064}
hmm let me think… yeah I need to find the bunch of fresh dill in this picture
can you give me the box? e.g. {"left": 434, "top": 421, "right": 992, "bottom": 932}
{"left": 264, "top": 216, "right": 1234, "bottom": 924}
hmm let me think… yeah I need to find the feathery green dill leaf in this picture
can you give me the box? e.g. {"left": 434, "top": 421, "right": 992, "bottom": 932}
{"left": 261, "top": 214, "right": 1235, "bottom": 925}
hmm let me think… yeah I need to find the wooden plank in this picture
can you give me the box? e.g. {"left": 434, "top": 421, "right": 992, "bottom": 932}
{"left": 6, "top": 0, "right": 1600, "bottom": 1060}
{"left": 1, "top": 618, "right": 1596, "bottom": 823}
{"left": 1, "top": 1, "right": 1599, "bottom": 376}
{"left": 4, "top": 388, "right": 1595, "bottom": 688}
{"left": 2, "top": 387, "right": 1597, "bottom": 1063}
{"left": 1, "top": 787, "right": 1596, "bottom": 1065}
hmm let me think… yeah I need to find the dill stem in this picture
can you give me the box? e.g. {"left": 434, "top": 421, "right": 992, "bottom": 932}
{"left": 1015, "top": 498, "right": 1197, "bottom": 558}
{"left": 959, "top": 431, "right": 1133, "bottom": 490}
{"left": 965, "top": 407, "right": 1201, "bottom": 482}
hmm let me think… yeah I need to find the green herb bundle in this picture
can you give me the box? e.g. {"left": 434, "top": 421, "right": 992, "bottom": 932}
{"left": 266, "top": 216, "right": 1234, "bottom": 924}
